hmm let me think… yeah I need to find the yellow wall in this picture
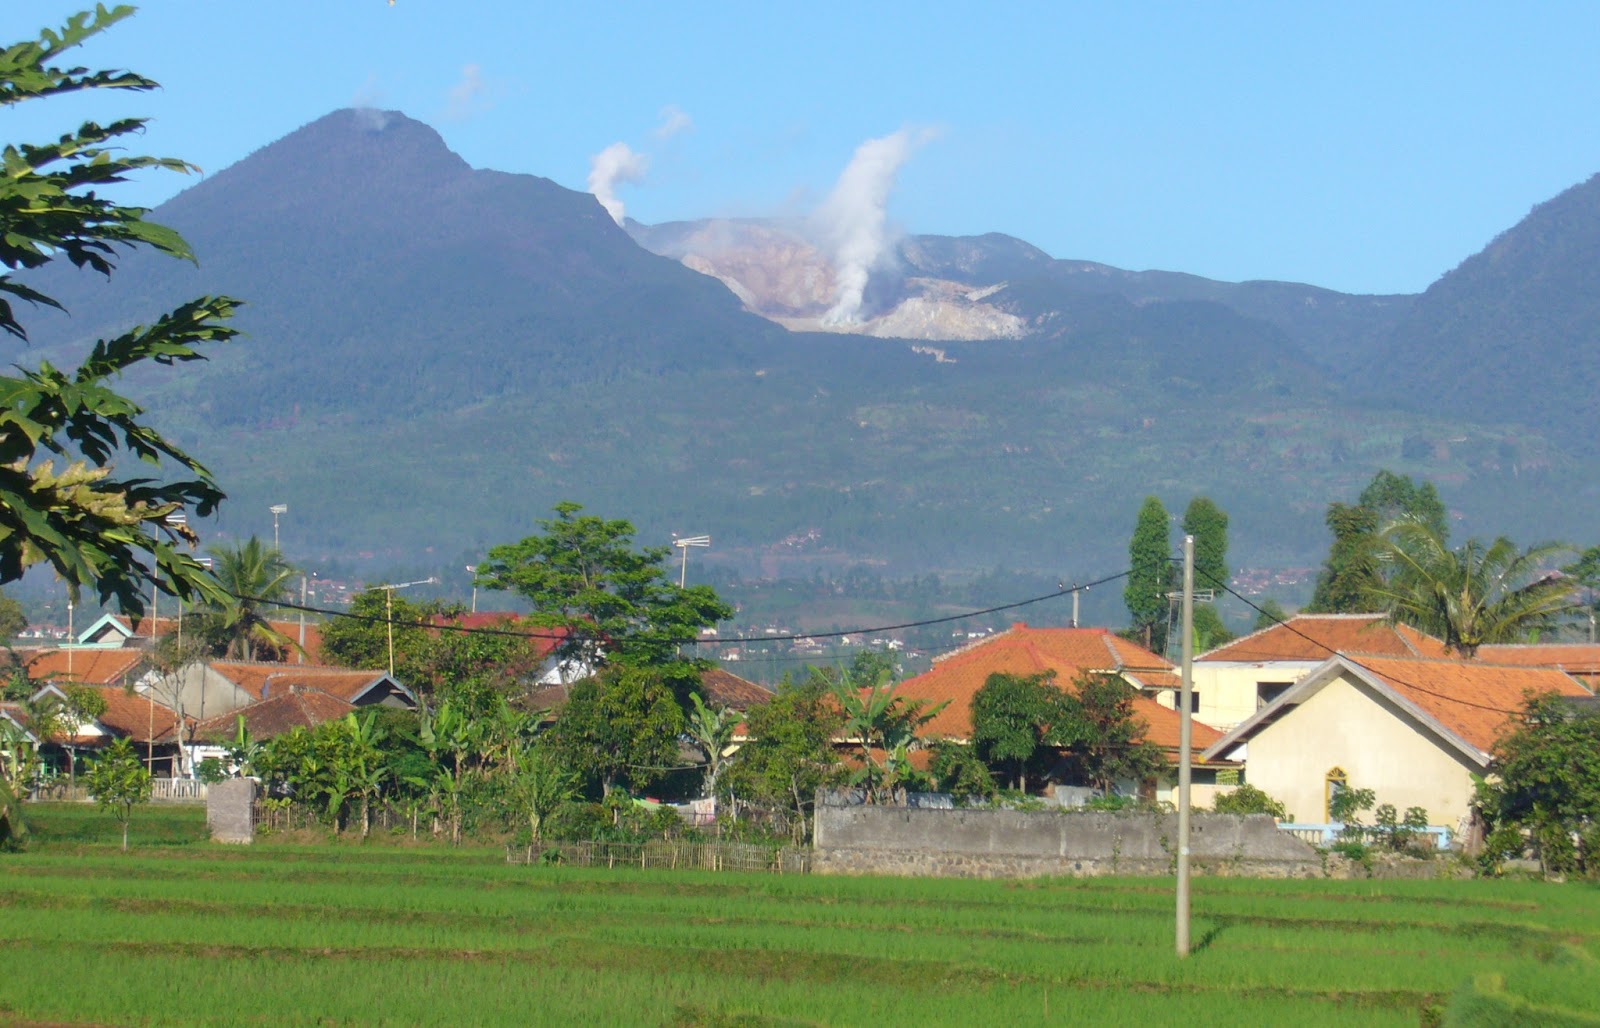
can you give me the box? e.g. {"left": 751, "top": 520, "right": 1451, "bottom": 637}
{"left": 1240, "top": 671, "right": 1480, "bottom": 829}
{"left": 1153, "top": 661, "right": 1317, "bottom": 731}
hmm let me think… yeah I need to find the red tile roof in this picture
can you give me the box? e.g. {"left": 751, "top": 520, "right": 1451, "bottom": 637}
{"left": 1200, "top": 614, "right": 1451, "bottom": 662}
{"left": 1476, "top": 643, "right": 1600, "bottom": 676}
{"left": 895, "top": 623, "right": 1219, "bottom": 751}
{"left": 20, "top": 648, "right": 147, "bottom": 687}
{"left": 426, "top": 613, "right": 567, "bottom": 660}
{"left": 30, "top": 684, "right": 181, "bottom": 745}
{"left": 188, "top": 689, "right": 357, "bottom": 743}
{"left": 1350, "top": 655, "right": 1593, "bottom": 754}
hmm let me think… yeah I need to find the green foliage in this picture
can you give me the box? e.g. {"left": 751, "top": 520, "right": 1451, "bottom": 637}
{"left": 545, "top": 664, "right": 685, "bottom": 797}
{"left": 1479, "top": 693, "right": 1600, "bottom": 877}
{"left": 1360, "top": 470, "right": 1448, "bottom": 541}
{"left": 1123, "top": 496, "right": 1170, "bottom": 649}
{"left": 0, "top": 589, "right": 27, "bottom": 640}
{"left": 84, "top": 737, "right": 152, "bottom": 850}
{"left": 1055, "top": 673, "right": 1166, "bottom": 796}
{"left": 1330, "top": 785, "right": 1376, "bottom": 840}
{"left": 506, "top": 744, "right": 577, "bottom": 844}
{"left": 1252, "top": 597, "right": 1289, "bottom": 632}
{"left": 1212, "top": 783, "right": 1290, "bottom": 821}
{"left": 1190, "top": 603, "right": 1235, "bottom": 651}
{"left": 968, "top": 671, "right": 1073, "bottom": 792}
{"left": 477, "top": 502, "right": 732, "bottom": 670}
{"left": 1307, "top": 501, "right": 1382, "bottom": 613}
{"left": 926, "top": 740, "right": 997, "bottom": 800}
{"left": 828, "top": 664, "right": 946, "bottom": 803}
{"left": 1371, "top": 522, "right": 1574, "bottom": 657}
{"left": 0, "top": 715, "right": 41, "bottom": 847}
{"left": 191, "top": 537, "right": 297, "bottom": 660}
{"left": 685, "top": 692, "right": 736, "bottom": 799}
{"left": 1181, "top": 496, "right": 1229, "bottom": 593}
{"left": 194, "top": 757, "right": 227, "bottom": 785}
{"left": 718, "top": 675, "right": 846, "bottom": 837}
{"left": 0, "top": 7, "right": 240, "bottom": 612}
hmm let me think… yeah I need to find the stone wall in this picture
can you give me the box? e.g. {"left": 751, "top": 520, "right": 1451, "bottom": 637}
{"left": 206, "top": 778, "right": 257, "bottom": 844}
{"left": 813, "top": 805, "right": 1321, "bottom": 879}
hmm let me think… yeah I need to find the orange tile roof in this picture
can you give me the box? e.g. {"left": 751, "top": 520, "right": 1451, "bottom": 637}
{"left": 22, "top": 648, "right": 147, "bottom": 687}
{"left": 895, "top": 623, "right": 1219, "bottom": 751}
{"left": 697, "top": 668, "right": 773, "bottom": 710}
{"left": 30, "top": 684, "right": 182, "bottom": 745}
{"left": 1200, "top": 614, "right": 1451, "bottom": 662}
{"left": 1476, "top": 643, "right": 1600, "bottom": 674}
{"left": 207, "top": 662, "right": 403, "bottom": 704}
{"left": 1351, "top": 655, "right": 1593, "bottom": 754}
{"left": 188, "top": 689, "right": 356, "bottom": 743}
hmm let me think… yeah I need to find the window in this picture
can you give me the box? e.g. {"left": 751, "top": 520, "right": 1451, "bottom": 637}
{"left": 1188, "top": 690, "right": 1201, "bottom": 714}
{"left": 1325, "top": 767, "right": 1348, "bottom": 822}
{"left": 1257, "top": 682, "right": 1292, "bottom": 709}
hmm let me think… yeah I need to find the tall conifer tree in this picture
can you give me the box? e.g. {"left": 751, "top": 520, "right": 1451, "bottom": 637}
{"left": 1124, "top": 497, "right": 1170, "bottom": 649}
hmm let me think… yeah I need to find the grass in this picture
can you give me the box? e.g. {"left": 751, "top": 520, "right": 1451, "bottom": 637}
{"left": 5, "top": 804, "right": 1599, "bottom": 1025}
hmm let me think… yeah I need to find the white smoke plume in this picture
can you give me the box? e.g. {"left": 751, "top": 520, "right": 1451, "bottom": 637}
{"left": 587, "top": 142, "right": 649, "bottom": 225}
{"left": 812, "top": 129, "right": 925, "bottom": 324}
{"left": 445, "top": 64, "right": 487, "bottom": 121}
{"left": 654, "top": 105, "right": 693, "bottom": 140}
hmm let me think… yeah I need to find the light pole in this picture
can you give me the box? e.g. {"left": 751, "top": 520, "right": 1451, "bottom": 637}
{"left": 673, "top": 535, "right": 710, "bottom": 588}
{"left": 465, "top": 565, "right": 478, "bottom": 614}
{"left": 269, "top": 504, "right": 287, "bottom": 551}
{"left": 374, "top": 578, "right": 438, "bottom": 676}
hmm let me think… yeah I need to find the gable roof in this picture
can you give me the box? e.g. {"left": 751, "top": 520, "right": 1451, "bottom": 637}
{"left": 0, "top": 702, "right": 39, "bottom": 744}
{"left": 895, "top": 623, "right": 1220, "bottom": 751}
{"left": 696, "top": 667, "right": 773, "bottom": 710}
{"left": 1204, "top": 653, "right": 1594, "bottom": 766}
{"left": 205, "top": 662, "right": 414, "bottom": 707}
{"left": 31, "top": 683, "right": 181, "bottom": 745}
{"left": 17, "top": 648, "right": 147, "bottom": 688}
{"left": 187, "top": 688, "right": 357, "bottom": 743}
{"left": 1199, "top": 613, "right": 1452, "bottom": 663}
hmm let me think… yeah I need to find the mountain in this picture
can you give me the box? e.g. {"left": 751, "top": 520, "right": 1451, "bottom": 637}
{"left": 17, "top": 110, "right": 1598, "bottom": 588}
{"left": 1374, "top": 173, "right": 1600, "bottom": 453}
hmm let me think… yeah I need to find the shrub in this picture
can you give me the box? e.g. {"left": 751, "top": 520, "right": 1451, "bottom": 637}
{"left": 195, "top": 758, "right": 228, "bottom": 785}
{"left": 1212, "top": 783, "right": 1290, "bottom": 821}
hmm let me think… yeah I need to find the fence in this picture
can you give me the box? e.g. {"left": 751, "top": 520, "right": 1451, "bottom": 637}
{"left": 1279, "top": 822, "right": 1453, "bottom": 851}
{"left": 508, "top": 839, "right": 811, "bottom": 875}
{"left": 30, "top": 778, "right": 207, "bottom": 805}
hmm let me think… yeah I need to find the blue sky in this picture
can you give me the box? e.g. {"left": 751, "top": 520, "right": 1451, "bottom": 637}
{"left": 7, "top": 2, "right": 1600, "bottom": 294}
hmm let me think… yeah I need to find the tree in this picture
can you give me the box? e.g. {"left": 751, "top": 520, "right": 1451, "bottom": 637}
{"left": 1252, "top": 598, "right": 1289, "bottom": 632}
{"left": 1181, "top": 497, "right": 1229, "bottom": 594}
{"left": 1564, "top": 545, "right": 1600, "bottom": 638}
{"left": 718, "top": 676, "right": 845, "bottom": 840}
{"left": 1370, "top": 522, "right": 1574, "bottom": 658}
{"left": 828, "top": 666, "right": 945, "bottom": 803}
{"left": 686, "top": 692, "right": 737, "bottom": 799}
{"left": 1308, "top": 471, "right": 1448, "bottom": 615}
{"left": 545, "top": 664, "right": 685, "bottom": 797}
{"left": 0, "top": 717, "right": 42, "bottom": 848}
{"left": 0, "top": 8, "right": 239, "bottom": 613}
{"left": 0, "top": 590, "right": 27, "bottom": 641}
{"left": 29, "top": 683, "right": 108, "bottom": 788}
{"left": 1055, "top": 673, "right": 1165, "bottom": 796}
{"left": 85, "top": 736, "right": 152, "bottom": 850}
{"left": 195, "top": 537, "right": 296, "bottom": 660}
{"left": 1124, "top": 497, "right": 1171, "bottom": 650}
{"left": 969, "top": 672, "right": 1072, "bottom": 792}
{"left": 1479, "top": 693, "right": 1600, "bottom": 876}
{"left": 476, "top": 502, "right": 732, "bottom": 671}
{"left": 507, "top": 744, "right": 577, "bottom": 846}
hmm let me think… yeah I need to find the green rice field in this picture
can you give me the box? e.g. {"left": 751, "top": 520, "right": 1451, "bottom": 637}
{"left": 3, "top": 804, "right": 1598, "bottom": 1026}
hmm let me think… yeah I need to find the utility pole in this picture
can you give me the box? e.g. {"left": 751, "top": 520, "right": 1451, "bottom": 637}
{"left": 298, "top": 576, "right": 308, "bottom": 665}
{"left": 1176, "top": 534, "right": 1194, "bottom": 958}
{"left": 376, "top": 578, "right": 437, "bottom": 677}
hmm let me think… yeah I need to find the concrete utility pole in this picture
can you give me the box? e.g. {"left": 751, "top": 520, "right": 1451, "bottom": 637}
{"left": 1176, "top": 535, "right": 1194, "bottom": 958}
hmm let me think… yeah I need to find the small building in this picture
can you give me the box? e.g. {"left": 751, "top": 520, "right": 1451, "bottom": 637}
{"left": 1202, "top": 653, "right": 1594, "bottom": 830}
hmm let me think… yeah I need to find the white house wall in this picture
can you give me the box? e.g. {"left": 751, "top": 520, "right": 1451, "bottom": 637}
{"left": 1241, "top": 671, "right": 1480, "bottom": 830}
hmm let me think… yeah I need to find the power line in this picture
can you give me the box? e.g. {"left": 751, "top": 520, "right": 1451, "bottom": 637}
{"left": 229, "top": 569, "right": 1130, "bottom": 653}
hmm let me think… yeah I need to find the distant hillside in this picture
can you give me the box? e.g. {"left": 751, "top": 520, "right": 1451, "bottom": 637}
{"left": 1375, "top": 173, "right": 1600, "bottom": 454}
{"left": 15, "top": 109, "right": 1598, "bottom": 584}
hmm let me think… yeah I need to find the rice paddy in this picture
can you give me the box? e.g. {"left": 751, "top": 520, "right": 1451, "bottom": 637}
{"left": 4, "top": 804, "right": 1597, "bottom": 1025}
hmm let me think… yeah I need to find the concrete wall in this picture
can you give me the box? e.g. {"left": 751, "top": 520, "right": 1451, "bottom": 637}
{"left": 1155, "top": 661, "right": 1317, "bottom": 731}
{"left": 813, "top": 805, "right": 1319, "bottom": 879}
{"left": 1244, "top": 671, "right": 1479, "bottom": 829}
{"left": 206, "top": 778, "right": 256, "bottom": 844}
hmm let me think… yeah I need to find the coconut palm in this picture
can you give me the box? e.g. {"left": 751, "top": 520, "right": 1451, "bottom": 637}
{"left": 1371, "top": 521, "right": 1575, "bottom": 658}
{"left": 201, "top": 537, "right": 298, "bottom": 661}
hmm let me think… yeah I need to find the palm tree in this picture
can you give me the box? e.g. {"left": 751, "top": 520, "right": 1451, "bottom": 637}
{"left": 1371, "top": 521, "right": 1575, "bottom": 658}
{"left": 202, "top": 537, "right": 298, "bottom": 661}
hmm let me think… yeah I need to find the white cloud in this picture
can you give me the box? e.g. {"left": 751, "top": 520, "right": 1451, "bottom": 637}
{"left": 444, "top": 63, "right": 489, "bottom": 121}
{"left": 654, "top": 104, "right": 693, "bottom": 140}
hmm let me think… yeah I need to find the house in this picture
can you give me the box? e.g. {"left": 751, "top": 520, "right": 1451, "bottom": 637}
{"left": 179, "top": 687, "right": 359, "bottom": 771}
{"left": 1202, "top": 653, "right": 1594, "bottom": 830}
{"left": 10, "top": 647, "right": 150, "bottom": 691}
{"left": 26, "top": 682, "right": 184, "bottom": 776}
{"left": 73, "top": 612, "right": 328, "bottom": 664}
{"left": 154, "top": 661, "right": 415, "bottom": 724}
{"left": 1179, "top": 613, "right": 1453, "bottom": 730}
{"left": 892, "top": 622, "right": 1230, "bottom": 804}
{"left": 427, "top": 612, "right": 586, "bottom": 685}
